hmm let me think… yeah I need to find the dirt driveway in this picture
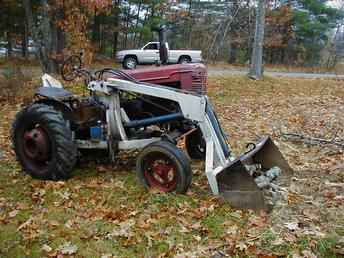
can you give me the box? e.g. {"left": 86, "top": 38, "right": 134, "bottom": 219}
{"left": 1, "top": 65, "right": 344, "bottom": 79}
{"left": 207, "top": 67, "right": 344, "bottom": 79}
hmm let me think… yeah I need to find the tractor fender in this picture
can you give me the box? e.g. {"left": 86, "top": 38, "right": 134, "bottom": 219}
{"left": 33, "top": 99, "right": 73, "bottom": 119}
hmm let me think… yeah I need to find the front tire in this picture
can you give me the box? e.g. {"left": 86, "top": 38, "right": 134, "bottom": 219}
{"left": 136, "top": 141, "right": 192, "bottom": 193}
{"left": 11, "top": 103, "right": 77, "bottom": 180}
{"left": 123, "top": 56, "right": 137, "bottom": 69}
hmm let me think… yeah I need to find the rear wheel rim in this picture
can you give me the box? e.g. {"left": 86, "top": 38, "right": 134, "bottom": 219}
{"left": 22, "top": 125, "right": 51, "bottom": 167}
{"left": 143, "top": 154, "right": 178, "bottom": 192}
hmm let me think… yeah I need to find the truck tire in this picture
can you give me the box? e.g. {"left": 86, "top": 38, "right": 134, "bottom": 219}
{"left": 178, "top": 56, "right": 191, "bottom": 64}
{"left": 185, "top": 129, "right": 206, "bottom": 160}
{"left": 136, "top": 141, "right": 192, "bottom": 193}
{"left": 11, "top": 103, "right": 77, "bottom": 180}
{"left": 123, "top": 56, "right": 137, "bottom": 69}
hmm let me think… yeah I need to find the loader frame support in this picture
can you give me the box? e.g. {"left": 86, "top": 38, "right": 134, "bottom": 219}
{"left": 85, "top": 78, "right": 292, "bottom": 209}
{"left": 87, "top": 78, "right": 235, "bottom": 197}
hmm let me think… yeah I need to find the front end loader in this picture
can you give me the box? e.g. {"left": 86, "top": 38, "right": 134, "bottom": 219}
{"left": 11, "top": 56, "right": 292, "bottom": 210}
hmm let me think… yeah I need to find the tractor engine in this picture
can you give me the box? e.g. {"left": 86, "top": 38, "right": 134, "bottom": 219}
{"left": 69, "top": 98, "right": 106, "bottom": 141}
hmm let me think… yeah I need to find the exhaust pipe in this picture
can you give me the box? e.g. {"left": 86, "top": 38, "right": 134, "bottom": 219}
{"left": 158, "top": 26, "right": 169, "bottom": 65}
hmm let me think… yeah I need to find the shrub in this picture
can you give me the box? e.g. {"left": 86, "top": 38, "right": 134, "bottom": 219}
{"left": 0, "top": 63, "right": 29, "bottom": 103}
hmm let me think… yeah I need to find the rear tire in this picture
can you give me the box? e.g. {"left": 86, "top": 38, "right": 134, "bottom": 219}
{"left": 123, "top": 56, "right": 137, "bottom": 69}
{"left": 11, "top": 103, "right": 77, "bottom": 180}
{"left": 136, "top": 141, "right": 192, "bottom": 193}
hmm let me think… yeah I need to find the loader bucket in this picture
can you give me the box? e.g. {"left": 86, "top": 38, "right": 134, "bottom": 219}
{"left": 217, "top": 137, "right": 292, "bottom": 210}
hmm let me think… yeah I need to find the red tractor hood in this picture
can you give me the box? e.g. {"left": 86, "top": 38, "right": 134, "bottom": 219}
{"left": 120, "top": 63, "right": 207, "bottom": 94}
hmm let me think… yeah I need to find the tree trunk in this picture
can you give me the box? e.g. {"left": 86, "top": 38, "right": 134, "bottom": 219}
{"left": 228, "top": 43, "right": 237, "bottom": 64}
{"left": 7, "top": 32, "right": 13, "bottom": 58}
{"left": 248, "top": 0, "right": 266, "bottom": 80}
{"left": 112, "top": 2, "right": 120, "bottom": 58}
{"left": 113, "top": 31, "right": 118, "bottom": 58}
{"left": 187, "top": 0, "right": 193, "bottom": 48}
{"left": 40, "top": 0, "right": 57, "bottom": 73}
{"left": 92, "top": 9, "right": 101, "bottom": 51}
{"left": 124, "top": 3, "right": 132, "bottom": 49}
{"left": 56, "top": 7, "right": 65, "bottom": 59}
{"left": 133, "top": 1, "right": 142, "bottom": 47}
{"left": 137, "top": 9, "right": 149, "bottom": 47}
{"left": 22, "top": 0, "right": 41, "bottom": 63}
{"left": 22, "top": 0, "right": 57, "bottom": 73}
{"left": 22, "top": 23, "right": 28, "bottom": 58}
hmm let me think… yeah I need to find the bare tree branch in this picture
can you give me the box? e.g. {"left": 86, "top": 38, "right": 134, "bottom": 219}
{"left": 281, "top": 133, "right": 344, "bottom": 149}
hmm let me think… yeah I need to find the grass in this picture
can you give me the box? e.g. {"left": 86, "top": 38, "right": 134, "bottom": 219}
{"left": 0, "top": 75, "right": 343, "bottom": 257}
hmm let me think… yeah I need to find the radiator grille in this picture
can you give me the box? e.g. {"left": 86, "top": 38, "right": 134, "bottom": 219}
{"left": 192, "top": 70, "right": 207, "bottom": 95}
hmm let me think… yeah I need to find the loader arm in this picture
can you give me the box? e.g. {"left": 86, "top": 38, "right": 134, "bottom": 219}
{"left": 88, "top": 78, "right": 235, "bottom": 195}
{"left": 88, "top": 78, "right": 292, "bottom": 210}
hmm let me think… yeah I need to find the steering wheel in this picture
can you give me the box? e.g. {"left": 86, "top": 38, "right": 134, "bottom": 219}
{"left": 61, "top": 55, "right": 82, "bottom": 81}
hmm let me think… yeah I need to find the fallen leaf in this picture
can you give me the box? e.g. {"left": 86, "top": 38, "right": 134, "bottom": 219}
{"left": 235, "top": 240, "right": 248, "bottom": 251}
{"left": 108, "top": 219, "right": 135, "bottom": 238}
{"left": 249, "top": 215, "right": 267, "bottom": 227}
{"left": 284, "top": 221, "right": 299, "bottom": 231}
{"left": 17, "top": 217, "right": 33, "bottom": 231}
{"left": 301, "top": 250, "right": 317, "bottom": 258}
{"left": 16, "top": 202, "right": 29, "bottom": 210}
{"left": 101, "top": 254, "right": 114, "bottom": 258}
{"left": 8, "top": 210, "right": 19, "bottom": 218}
{"left": 42, "top": 244, "right": 53, "bottom": 252}
{"left": 58, "top": 242, "right": 78, "bottom": 255}
{"left": 179, "top": 225, "right": 190, "bottom": 233}
{"left": 50, "top": 220, "right": 60, "bottom": 227}
{"left": 191, "top": 222, "right": 202, "bottom": 230}
{"left": 193, "top": 235, "right": 202, "bottom": 242}
{"left": 65, "top": 220, "right": 73, "bottom": 229}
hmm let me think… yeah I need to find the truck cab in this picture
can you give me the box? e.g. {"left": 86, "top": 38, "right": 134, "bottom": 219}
{"left": 139, "top": 42, "right": 163, "bottom": 64}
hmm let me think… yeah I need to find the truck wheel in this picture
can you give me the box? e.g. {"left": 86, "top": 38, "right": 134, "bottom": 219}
{"left": 123, "top": 56, "right": 137, "bottom": 69}
{"left": 136, "top": 141, "right": 192, "bottom": 193}
{"left": 178, "top": 56, "right": 191, "bottom": 64}
{"left": 185, "top": 129, "right": 206, "bottom": 160}
{"left": 11, "top": 103, "right": 77, "bottom": 180}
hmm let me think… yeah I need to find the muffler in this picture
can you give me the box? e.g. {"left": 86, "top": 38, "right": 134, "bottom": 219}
{"left": 217, "top": 137, "right": 293, "bottom": 210}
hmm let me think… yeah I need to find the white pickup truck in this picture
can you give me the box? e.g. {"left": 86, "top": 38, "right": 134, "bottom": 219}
{"left": 116, "top": 42, "right": 202, "bottom": 69}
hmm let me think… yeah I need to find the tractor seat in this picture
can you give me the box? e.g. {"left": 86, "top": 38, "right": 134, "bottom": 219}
{"left": 36, "top": 87, "right": 74, "bottom": 100}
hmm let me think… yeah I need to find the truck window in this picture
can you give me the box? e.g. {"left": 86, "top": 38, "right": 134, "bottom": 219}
{"left": 144, "top": 43, "right": 159, "bottom": 50}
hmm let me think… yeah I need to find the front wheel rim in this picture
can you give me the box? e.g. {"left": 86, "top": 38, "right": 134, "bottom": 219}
{"left": 143, "top": 155, "right": 178, "bottom": 192}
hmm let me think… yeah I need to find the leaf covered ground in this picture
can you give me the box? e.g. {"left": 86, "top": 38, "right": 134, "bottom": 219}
{"left": 0, "top": 76, "right": 343, "bottom": 258}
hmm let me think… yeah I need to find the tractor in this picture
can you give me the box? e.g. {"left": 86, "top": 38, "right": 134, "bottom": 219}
{"left": 11, "top": 52, "right": 292, "bottom": 210}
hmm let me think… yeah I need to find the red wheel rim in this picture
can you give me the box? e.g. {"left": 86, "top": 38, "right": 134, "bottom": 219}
{"left": 23, "top": 125, "right": 51, "bottom": 164}
{"left": 144, "top": 157, "right": 178, "bottom": 192}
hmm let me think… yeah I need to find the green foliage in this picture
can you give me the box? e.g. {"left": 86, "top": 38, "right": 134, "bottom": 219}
{"left": 292, "top": 0, "right": 344, "bottom": 65}
{"left": 0, "top": 0, "right": 344, "bottom": 66}
{"left": 317, "top": 234, "right": 340, "bottom": 258}
{"left": 237, "top": 49, "right": 249, "bottom": 65}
